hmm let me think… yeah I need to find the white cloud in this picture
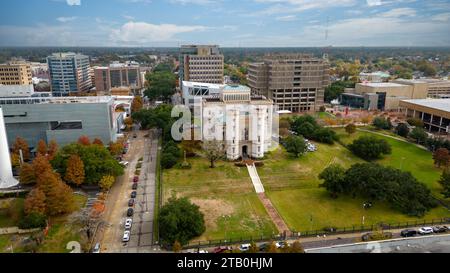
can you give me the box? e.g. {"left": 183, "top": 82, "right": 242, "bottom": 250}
{"left": 252, "top": 0, "right": 357, "bottom": 15}
{"left": 366, "top": 0, "right": 382, "bottom": 6}
{"left": 110, "top": 21, "right": 209, "bottom": 44}
{"left": 57, "top": 16, "right": 78, "bottom": 23}
{"left": 66, "top": 0, "right": 81, "bottom": 6}
{"left": 432, "top": 12, "right": 450, "bottom": 22}
{"left": 276, "top": 15, "right": 297, "bottom": 21}
{"left": 122, "top": 15, "right": 136, "bottom": 20}
{"left": 169, "top": 0, "right": 219, "bottom": 5}
{"left": 380, "top": 8, "right": 416, "bottom": 17}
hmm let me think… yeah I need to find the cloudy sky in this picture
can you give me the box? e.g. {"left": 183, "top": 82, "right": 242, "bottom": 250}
{"left": 0, "top": 0, "right": 449, "bottom": 47}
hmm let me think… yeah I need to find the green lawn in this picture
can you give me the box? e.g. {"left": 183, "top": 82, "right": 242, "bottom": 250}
{"left": 337, "top": 129, "right": 444, "bottom": 196}
{"left": 259, "top": 131, "right": 449, "bottom": 232}
{"left": 163, "top": 156, "right": 277, "bottom": 241}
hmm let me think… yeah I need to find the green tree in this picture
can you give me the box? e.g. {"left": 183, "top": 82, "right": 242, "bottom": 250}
{"left": 144, "top": 71, "right": 177, "bottom": 101}
{"left": 161, "top": 153, "right": 178, "bottom": 169}
{"left": 203, "top": 140, "right": 225, "bottom": 168}
{"left": 319, "top": 164, "right": 347, "bottom": 198}
{"left": 159, "top": 197, "right": 206, "bottom": 245}
{"left": 345, "top": 123, "right": 357, "bottom": 135}
{"left": 372, "top": 117, "right": 391, "bottom": 130}
{"left": 409, "top": 127, "right": 428, "bottom": 144}
{"left": 348, "top": 136, "right": 392, "bottom": 160}
{"left": 312, "top": 128, "right": 338, "bottom": 144}
{"left": 439, "top": 169, "right": 450, "bottom": 198}
{"left": 396, "top": 123, "right": 410, "bottom": 138}
{"left": 284, "top": 135, "right": 307, "bottom": 157}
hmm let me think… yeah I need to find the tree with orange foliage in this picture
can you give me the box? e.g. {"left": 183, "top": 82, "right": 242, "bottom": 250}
{"left": 37, "top": 170, "right": 74, "bottom": 216}
{"left": 64, "top": 155, "right": 85, "bottom": 186}
{"left": 19, "top": 163, "right": 36, "bottom": 185}
{"left": 93, "top": 138, "right": 104, "bottom": 146}
{"left": 131, "top": 96, "right": 143, "bottom": 113}
{"left": 109, "top": 140, "right": 124, "bottom": 157}
{"left": 10, "top": 153, "right": 21, "bottom": 169}
{"left": 32, "top": 155, "right": 54, "bottom": 182}
{"left": 13, "top": 136, "right": 30, "bottom": 161}
{"left": 24, "top": 188, "right": 46, "bottom": 215}
{"left": 47, "top": 139, "right": 58, "bottom": 160}
{"left": 36, "top": 139, "right": 48, "bottom": 156}
{"left": 77, "top": 135, "right": 91, "bottom": 146}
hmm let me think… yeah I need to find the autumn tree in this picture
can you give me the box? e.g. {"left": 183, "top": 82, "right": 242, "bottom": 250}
{"left": 36, "top": 140, "right": 48, "bottom": 156}
{"left": 345, "top": 123, "right": 357, "bottom": 134}
{"left": 13, "top": 136, "right": 30, "bottom": 161}
{"left": 266, "top": 241, "right": 278, "bottom": 253}
{"left": 38, "top": 170, "right": 74, "bottom": 216}
{"left": 78, "top": 135, "right": 91, "bottom": 146}
{"left": 47, "top": 139, "right": 58, "bottom": 160}
{"left": 131, "top": 96, "right": 144, "bottom": 113}
{"left": 172, "top": 241, "right": 182, "bottom": 253}
{"left": 433, "top": 148, "right": 450, "bottom": 168}
{"left": 109, "top": 141, "right": 124, "bottom": 157}
{"left": 203, "top": 139, "right": 225, "bottom": 168}
{"left": 64, "top": 155, "right": 85, "bottom": 186}
{"left": 10, "top": 153, "right": 21, "bottom": 169}
{"left": 32, "top": 155, "right": 54, "bottom": 183}
{"left": 92, "top": 138, "right": 104, "bottom": 146}
{"left": 290, "top": 241, "right": 304, "bottom": 253}
{"left": 24, "top": 188, "right": 46, "bottom": 215}
{"left": 124, "top": 117, "right": 134, "bottom": 131}
{"left": 249, "top": 242, "right": 258, "bottom": 253}
{"left": 19, "top": 163, "right": 36, "bottom": 185}
{"left": 99, "top": 175, "right": 115, "bottom": 191}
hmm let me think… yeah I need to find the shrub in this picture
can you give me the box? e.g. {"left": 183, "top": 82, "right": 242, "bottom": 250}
{"left": 348, "top": 136, "right": 391, "bottom": 160}
{"left": 407, "top": 118, "right": 424, "bottom": 128}
{"left": 161, "top": 153, "right": 178, "bottom": 169}
{"left": 18, "top": 213, "right": 47, "bottom": 229}
{"left": 312, "top": 128, "right": 338, "bottom": 144}
{"left": 372, "top": 117, "right": 391, "bottom": 130}
{"left": 396, "top": 123, "right": 410, "bottom": 137}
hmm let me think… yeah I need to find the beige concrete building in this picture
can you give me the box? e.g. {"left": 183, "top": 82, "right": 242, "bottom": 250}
{"left": 179, "top": 45, "right": 224, "bottom": 84}
{"left": 248, "top": 54, "right": 330, "bottom": 112}
{"left": 393, "top": 78, "right": 450, "bottom": 99}
{"left": 94, "top": 62, "right": 142, "bottom": 95}
{"left": 0, "top": 61, "right": 32, "bottom": 86}
{"left": 399, "top": 99, "right": 450, "bottom": 133}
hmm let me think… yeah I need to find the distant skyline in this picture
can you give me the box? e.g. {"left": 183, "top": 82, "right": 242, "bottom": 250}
{"left": 0, "top": 0, "right": 450, "bottom": 47}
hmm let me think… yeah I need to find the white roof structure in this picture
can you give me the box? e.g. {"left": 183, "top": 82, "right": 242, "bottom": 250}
{"left": 359, "top": 82, "right": 406, "bottom": 88}
{"left": 401, "top": 99, "right": 450, "bottom": 113}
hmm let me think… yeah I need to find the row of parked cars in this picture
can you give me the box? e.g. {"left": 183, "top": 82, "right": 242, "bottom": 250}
{"left": 122, "top": 175, "right": 140, "bottom": 243}
{"left": 401, "top": 226, "right": 449, "bottom": 237}
{"left": 190, "top": 241, "right": 290, "bottom": 253}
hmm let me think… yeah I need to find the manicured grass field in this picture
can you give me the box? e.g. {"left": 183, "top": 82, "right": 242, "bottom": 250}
{"left": 337, "top": 129, "right": 444, "bottom": 196}
{"left": 258, "top": 129, "right": 449, "bottom": 232}
{"left": 163, "top": 156, "right": 277, "bottom": 241}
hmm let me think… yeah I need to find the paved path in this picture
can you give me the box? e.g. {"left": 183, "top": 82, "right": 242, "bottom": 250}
{"left": 246, "top": 164, "right": 265, "bottom": 193}
{"left": 357, "top": 128, "right": 428, "bottom": 150}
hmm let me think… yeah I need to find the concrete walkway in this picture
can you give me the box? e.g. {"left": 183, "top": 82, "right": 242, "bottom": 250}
{"left": 357, "top": 128, "right": 428, "bottom": 150}
{"left": 246, "top": 164, "right": 265, "bottom": 193}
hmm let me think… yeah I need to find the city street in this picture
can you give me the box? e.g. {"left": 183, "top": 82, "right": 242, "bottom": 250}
{"left": 97, "top": 129, "right": 158, "bottom": 253}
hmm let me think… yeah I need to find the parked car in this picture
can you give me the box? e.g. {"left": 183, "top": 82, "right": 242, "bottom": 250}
{"left": 432, "top": 226, "right": 447, "bottom": 233}
{"left": 361, "top": 232, "right": 393, "bottom": 241}
{"left": 131, "top": 191, "right": 137, "bottom": 199}
{"left": 400, "top": 229, "right": 417, "bottom": 237}
{"left": 418, "top": 227, "right": 434, "bottom": 235}
{"left": 120, "top": 161, "right": 129, "bottom": 168}
{"left": 92, "top": 243, "right": 101, "bottom": 253}
{"left": 258, "top": 243, "right": 269, "bottom": 252}
{"left": 239, "top": 243, "right": 251, "bottom": 252}
{"left": 122, "top": 231, "right": 130, "bottom": 242}
{"left": 128, "top": 199, "right": 135, "bottom": 207}
{"left": 127, "top": 208, "right": 134, "bottom": 217}
{"left": 213, "top": 246, "right": 232, "bottom": 253}
{"left": 125, "top": 218, "right": 133, "bottom": 230}
{"left": 133, "top": 176, "right": 139, "bottom": 183}
{"left": 198, "top": 250, "right": 208, "bottom": 253}
{"left": 132, "top": 183, "right": 138, "bottom": 190}
{"left": 444, "top": 226, "right": 450, "bottom": 231}
{"left": 276, "top": 241, "right": 289, "bottom": 249}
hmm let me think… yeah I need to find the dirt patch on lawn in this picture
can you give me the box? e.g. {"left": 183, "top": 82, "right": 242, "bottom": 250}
{"left": 190, "top": 198, "right": 235, "bottom": 230}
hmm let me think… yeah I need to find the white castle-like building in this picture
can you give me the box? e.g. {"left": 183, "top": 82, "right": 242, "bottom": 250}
{"left": 188, "top": 82, "right": 276, "bottom": 160}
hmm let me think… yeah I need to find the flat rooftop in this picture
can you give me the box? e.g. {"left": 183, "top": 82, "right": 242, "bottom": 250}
{"left": 358, "top": 82, "right": 406, "bottom": 88}
{"left": 0, "top": 96, "right": 113, "bottom": 105}
{"left": 401, "top": 99, "right": 450, "bottom": 113}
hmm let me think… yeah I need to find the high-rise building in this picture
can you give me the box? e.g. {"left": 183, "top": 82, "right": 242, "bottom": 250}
{"left": 94, "top": 61, "right": 142, "bottom": 95}
{"left": 47, "top": 52, "right": 92, "bottom": 96}
{"left": 0, "top": 61, "right": 33, "bottom": 85}
{"left": 179, "top": 45, "right": 224, "bottom": 85}
{"left": 248, "top": 54, "right": 330, "bottom": 112}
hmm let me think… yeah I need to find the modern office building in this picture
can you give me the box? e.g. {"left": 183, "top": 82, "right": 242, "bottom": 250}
{"left": 0, "top": 96, "right": 124, "bottom": 150}
{"left": 399, "top": 99, "right": 450, "bottom": 133}
{"left": 179, "top": 45, "right": 224, "bottom": 85}
{"left": 0, "top": 61, "right": 33, "bottom": 86}
{"left": 248, "top": 54, "right": 330, "bottom": 112}
{"left": 201, "top": 86, "right": 274, "bottom": 160}
{"left": 341, "top": 81, "right": 428, "bottom": 110}
{"left": 47, "top": 52, "right": 92, "bottom": 96}
{"left": 182, "top": 80, "right": 249, "bottom": 106}
{"left": 392, "top": 78, "right": 450, "bottom": 99}
{"left": 94, "top": 61, "right": 142, "bottom": 95}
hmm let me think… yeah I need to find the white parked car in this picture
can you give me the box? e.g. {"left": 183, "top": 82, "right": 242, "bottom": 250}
{"left": 239, "top": 243, "right": 251, "bottom": 252}
{"left": 198, "top": 250, "right": 208, "bottom": 253}
{"left": 120, "top": 161, "right": 129, "bottom": 167}
{"left": 125, "top": 218, "right": 133, "bottom": 230}
{"left": 418, "top": 227, "right": 434, "bottom": 235}
{"left": 122, "top": 231, "right": 131, "bottom": 242}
